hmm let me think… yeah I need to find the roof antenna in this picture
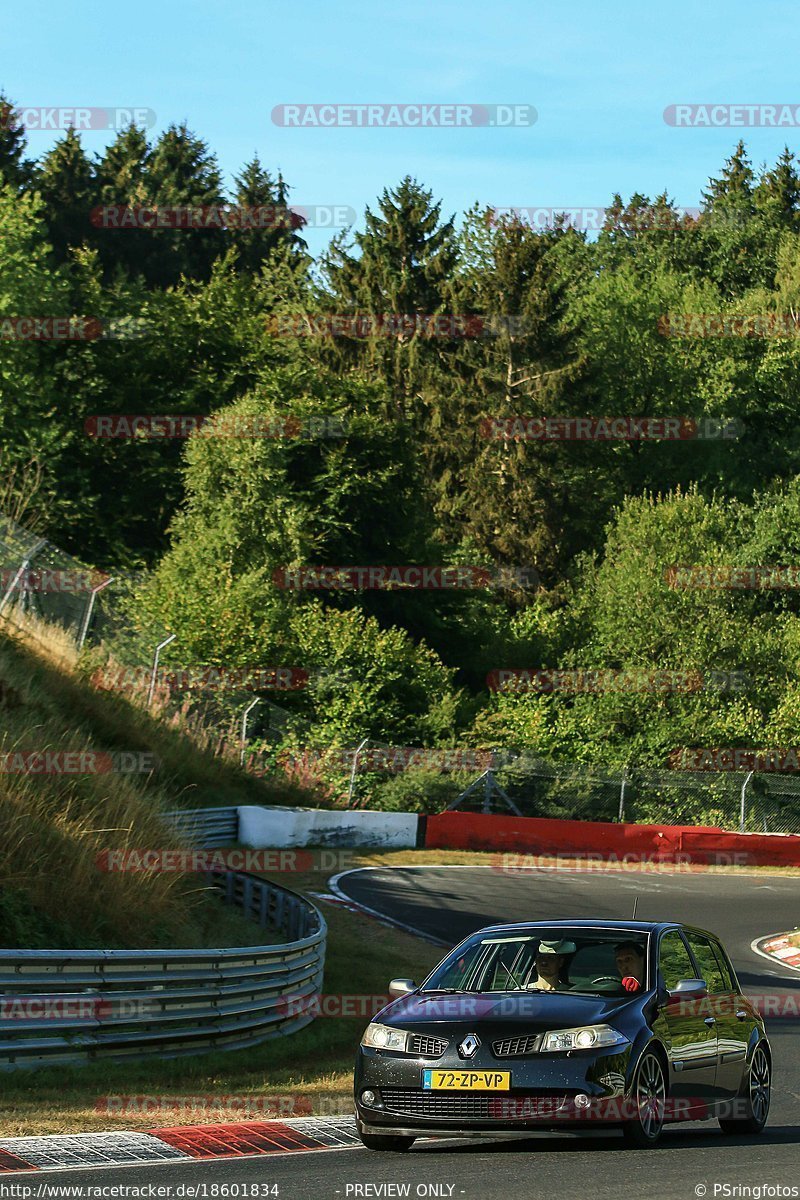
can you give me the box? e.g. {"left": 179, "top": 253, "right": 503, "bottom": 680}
{"left": 632, "top": 896, "right": 639, "bottom": 919}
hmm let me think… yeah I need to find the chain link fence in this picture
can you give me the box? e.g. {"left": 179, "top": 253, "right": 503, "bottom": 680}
{"left": 447, "top": 755, "right": 800, "bottom": 834}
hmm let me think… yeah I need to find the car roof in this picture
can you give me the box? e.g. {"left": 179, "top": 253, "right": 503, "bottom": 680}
{"left": 473, "top": 919, "right": 725, "bottom": 942}
{"left": 475, "top": 919, "right": 675, "bottom": 935}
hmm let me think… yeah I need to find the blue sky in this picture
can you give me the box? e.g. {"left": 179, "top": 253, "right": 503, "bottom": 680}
{"left": 5, "top": 0, "right": 800, "bottom": 256}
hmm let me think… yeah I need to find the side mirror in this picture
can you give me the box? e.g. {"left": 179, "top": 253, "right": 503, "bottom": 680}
{"left": 667, "top": 978, "right": 708, "bottom": 1003}
{"left": 388, "top": 978, "right": 417, "bottom": 999}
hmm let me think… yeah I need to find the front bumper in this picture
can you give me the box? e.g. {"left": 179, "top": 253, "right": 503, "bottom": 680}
{"left": 354, "top": 1044, "right": 632, "bottom": 1134}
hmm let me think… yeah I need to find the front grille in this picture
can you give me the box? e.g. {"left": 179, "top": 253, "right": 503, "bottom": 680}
{"left": 492, "top": 1034, "right": 540, "bottom": 1057}
{"left": 381, "top": 1089, "right": 569, "bottom": 1121}
{"left": 409, "top": 1034, "right": 448, "bottom": 1057}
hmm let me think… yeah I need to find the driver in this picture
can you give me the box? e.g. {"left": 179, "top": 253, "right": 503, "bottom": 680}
{"left": 614, "top": 941, "right": 646, "bottom": 991}
{"left": 528, "top": 939, "right": 576, "bottom": 991}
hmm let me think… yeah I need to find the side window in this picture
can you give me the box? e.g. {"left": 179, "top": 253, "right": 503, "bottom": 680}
{"left": 685, "top": 933, "right": 726, "bottom": 993}
{"left": 658, "top": 931, "right": 696, "bottom": 989}
{"left": 710, "top": 940, "right": 736, "bottom": 992}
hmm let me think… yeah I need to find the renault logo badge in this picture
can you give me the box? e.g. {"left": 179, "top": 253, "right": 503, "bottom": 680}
{"left": 458, "top": 1033, "right": 480, "bottom": 1058}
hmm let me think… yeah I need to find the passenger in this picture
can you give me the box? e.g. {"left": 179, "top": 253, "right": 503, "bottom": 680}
{"left": 614, "top": 941, "right": 646, "bottom": 991}
{"left": 529, "top": 939, "right": 576, "bottom": 991}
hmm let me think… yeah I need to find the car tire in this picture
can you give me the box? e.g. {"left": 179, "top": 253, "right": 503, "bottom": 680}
{"left": 719, "top": 1041, "right": 770, "bottom": 1135}
{"left": 621, "top": 1049, "right": 667, "bottom": 1149}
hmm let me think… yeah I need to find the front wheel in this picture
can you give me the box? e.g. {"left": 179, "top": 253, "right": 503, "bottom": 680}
{"left": 719, "top": 1042, "right": 770, "bottom": 1135}
{"left": 621, "top": 1050, "right": 667, "bottom": 1148}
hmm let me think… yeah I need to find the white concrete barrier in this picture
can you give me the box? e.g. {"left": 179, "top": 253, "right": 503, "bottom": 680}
{"left": 239, "top": 805, "right": 419, "bottom": 849}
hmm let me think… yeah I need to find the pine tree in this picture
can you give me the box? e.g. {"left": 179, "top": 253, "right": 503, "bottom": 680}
{"left": 97, "top": 125, "right": 151, "bottom": 203}
{"left": 0, "top": 94, "right": 33, "bottom": 190}
{"left": 703, "top": 140, "right": 755, "bottom": 205}
{"left": 428, "top": 209, "right": 582, "bottom": 576}
{"left": 319, "top": 176, "right": 458, "bottom": 412}
{"left": 36, "top": 129, "right": 96, "bottom": 263}
{"left": 754, "top": 146, "right": 800, "bottom": 226}
{"left": 94, "top": 125, "right": 152, "bottom": 279}
{"left": 230, "top": 157, "right": 306, "bottom": 274}
{"left": 144, "top": 123, "right": 226, "bottom": 284}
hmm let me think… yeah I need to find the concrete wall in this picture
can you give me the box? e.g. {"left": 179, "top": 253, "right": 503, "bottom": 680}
{"left": 239, "top": 805, "right": 419, "bottom": 849}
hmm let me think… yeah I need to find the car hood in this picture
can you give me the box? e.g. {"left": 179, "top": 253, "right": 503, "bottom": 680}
{"left": 378, "top": 990, "right": 646, "bottom": 1031}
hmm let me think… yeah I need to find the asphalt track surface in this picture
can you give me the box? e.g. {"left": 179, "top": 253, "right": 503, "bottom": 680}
{"left": 5, "top": 864, "right": 800, "bottom": 1200}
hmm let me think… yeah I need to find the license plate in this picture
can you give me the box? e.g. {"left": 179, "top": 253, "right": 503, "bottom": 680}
{"left": 422, "top": 1070, "right": 511, "bottom": 1090}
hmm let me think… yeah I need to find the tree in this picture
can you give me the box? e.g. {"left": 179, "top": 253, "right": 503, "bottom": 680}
{"left": 426, "top": 207, "right": 583, "bottom": 578}
{"left": 94, "top": 125, "right": 153, "bottom": 280}
{"left": 37, "top": 130, "right": 96, "bottom": 264}
{"left": 144, "top": 123, "right": 226, "bottom": 284}
{"left": 0, "top": 94, "right": 33, "bottom": 190}
{"left": 754, "top": 147, "right": 800, "bottom": 228}
{"left": 318, "top": 176, "right": 458, "bottom": 413}
{"left": 231, "top": 158, "right": 306, "bottom": 273}
{"left": 0, "top": 185, "right": 75, "bottom": 531}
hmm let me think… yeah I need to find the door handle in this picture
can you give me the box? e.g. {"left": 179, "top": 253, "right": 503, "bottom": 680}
{"left": 704, "top": 1017, "right": 716, "bottom": 1026}
{"left": 735, "top": 1010, "right": 748, "bottom": 1020}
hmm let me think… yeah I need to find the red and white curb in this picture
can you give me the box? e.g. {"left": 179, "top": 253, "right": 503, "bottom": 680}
{"left": 0, "top": 1116, "right": 361, "bottom": 1173}
{"left": 754, "top": 931, "right": 800, "bottom": 972}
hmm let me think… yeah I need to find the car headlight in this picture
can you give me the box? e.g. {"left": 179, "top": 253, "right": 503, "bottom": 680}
{"left": 540, "top": 1024, "right": 629, "bottom": 1053}
{"left": 361, "top": 1023, "right": 411, "bottom": 1052}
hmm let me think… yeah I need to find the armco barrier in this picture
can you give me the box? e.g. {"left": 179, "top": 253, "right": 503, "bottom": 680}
{"left": 164, "top": 806, "right": 239, "bottom": 848}
{"left": 425, "top": 812, "right": 800, "bottom": 867}
{"left": 0, "top": 831, "right": 326, "bottom": 1070}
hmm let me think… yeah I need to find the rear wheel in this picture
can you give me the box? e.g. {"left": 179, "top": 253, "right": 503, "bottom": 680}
{"left": 719, "top": 1042, "right": 770, "bottom": 1135}
{"left": 622, "top": 1050, "right": 667, "bottom": 1148}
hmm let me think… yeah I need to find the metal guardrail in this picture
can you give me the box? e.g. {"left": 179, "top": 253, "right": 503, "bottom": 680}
{"left": 163, "top": 806, "right": 239, "bottom": 848}
{"left": 0, "top": 813, "right": 327, "bottom": 1070}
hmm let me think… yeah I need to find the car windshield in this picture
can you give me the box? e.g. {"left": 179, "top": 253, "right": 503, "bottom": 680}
{"left": 420, "top": 929, "right": 649, "bottom": 996}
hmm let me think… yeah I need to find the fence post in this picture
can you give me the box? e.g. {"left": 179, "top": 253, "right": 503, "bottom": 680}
{"left": 78, "top": 575, "right": 114, "bottom": 650}
{"left": 147, "top": 633, "right": 177, "bottom": 708}
{"left": 240, "top": 697, "right": 262, "bottom": 766}
{"left": 347, "top": 738, "right": 370, "bottom": 808}
{"left": 618, "top": 766, "right": 629, "bottom": 823}
{"left": 0, "top": 539, "right": 47, "bottom": 615}
{"left": 740, "top": 770, "right": 754, "bottom": 833}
